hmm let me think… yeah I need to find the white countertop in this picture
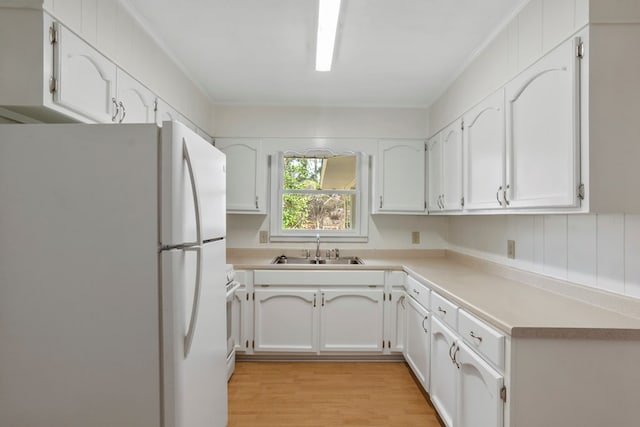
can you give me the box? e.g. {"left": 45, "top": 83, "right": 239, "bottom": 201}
{"left": 227, "top": 248, "right": 640, "bottom": 340}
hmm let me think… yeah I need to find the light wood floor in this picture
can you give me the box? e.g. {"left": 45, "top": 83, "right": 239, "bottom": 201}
{"left": 227, "top": 361, "right": 445, "bottom": 427}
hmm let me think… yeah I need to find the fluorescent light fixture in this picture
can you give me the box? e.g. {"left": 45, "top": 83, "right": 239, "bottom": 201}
{"left": 315, "top": 0, "right": 342, "bottom": 72}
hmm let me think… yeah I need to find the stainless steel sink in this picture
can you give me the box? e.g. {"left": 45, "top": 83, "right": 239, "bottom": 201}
{"left": 271, "top": 255, "right": 363, "bottom": 265}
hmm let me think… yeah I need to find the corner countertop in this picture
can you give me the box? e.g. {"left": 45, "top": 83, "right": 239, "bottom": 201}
{"left": 227, "top": 248, "right": 640, "bottom": 340}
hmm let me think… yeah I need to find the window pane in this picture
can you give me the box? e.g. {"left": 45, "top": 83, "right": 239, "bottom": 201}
{"left": 282, "top": 193, "right": 356, "bottom": 230}
{"left": 284, "top": 155, "right": 356, "bottom": 190}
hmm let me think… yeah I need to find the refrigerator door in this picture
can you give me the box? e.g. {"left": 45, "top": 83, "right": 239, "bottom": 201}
{"left": 162, "top": 238, "right": 228, "bottom": 427}
{"left": 161, "top": 121, "right": 226, "bottom": 246}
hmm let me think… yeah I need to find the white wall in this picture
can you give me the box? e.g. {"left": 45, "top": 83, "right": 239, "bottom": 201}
{"left": 214, "top": 105, "right": 450, "bottom": 250}
{"left": 448, "top": 214, "right": 640, "bottom": 299}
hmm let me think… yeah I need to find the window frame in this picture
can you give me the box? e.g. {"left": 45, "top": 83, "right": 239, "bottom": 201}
{"left": 269, "top": 149, "right": 369, "bottom": 242}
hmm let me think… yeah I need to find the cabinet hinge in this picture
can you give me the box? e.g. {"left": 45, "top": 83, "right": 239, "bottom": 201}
{"left": 245, "top": 340, "right": 249, "bottom": 348}
{"left": 461, "top": 197, "right": 465, "bottom": 208}
{"left": 153, "top": 99, "right": 158, "bottom": 112}
{"left": 383, "top": 293, "right": 386, "bottom": 302}
{"left": 253, "top": 292, "right": 255, "bottom": 301}
{"left": 382, "top": 340, "right": 385, "bottom": 349}
{"left": 246, "top": 293, "right": 249, "bottom": 301}
{"left": 388, "top": 340, "right": 391, "bottom": 348}
{"left": 577, "top": 183, "right": 585, "bottom": 200}
{"left": 424, "top": 200, "right": 427, "bottom": 209}
{"left": 460, "top": 120, "right": 464, "bottom": 131}
{"left": 49, "top": 25, "right": 57, "bottom": 44}
{"left": 500, "top": 385, "right": 507, "bottom": 402}
{"left": 389, "top": 293, "right": 392, "bottom": 302}
{"left": 252, "top": 340, "right": 255, "bottom": 349}
{"left": 49, "top": 77, "right": 57, "bottom": 94}
{"left": 576, "top": 40, "right": 585, "bottom": 59}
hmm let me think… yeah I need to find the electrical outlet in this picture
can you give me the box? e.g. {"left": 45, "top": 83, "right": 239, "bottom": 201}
{"left": 507, "top": 240, "right": 516, "bottom": 259}
{"left": 411, "top": 231, "right": 420, "bottom": 245}
{"left": 259, "top": 230, "right": 269, "bottom": 244}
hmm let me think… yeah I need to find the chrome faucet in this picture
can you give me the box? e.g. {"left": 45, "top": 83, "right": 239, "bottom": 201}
{"left": 315, "top": 233, "right": 321, "bottom": 259}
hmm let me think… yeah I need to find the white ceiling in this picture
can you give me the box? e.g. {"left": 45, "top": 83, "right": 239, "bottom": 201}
{"left": 126, "top": 0, "right": 525, "bottom": 107}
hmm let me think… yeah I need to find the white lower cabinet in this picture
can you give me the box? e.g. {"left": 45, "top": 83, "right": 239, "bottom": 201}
{"left": 430, "top": 309, "right": 505, "bottom": 427}
{"left": 319, "top": 288, "right": 384, "bottom": 352}
{"left": 456, "top": 341, "right": 504, "bottom": 427}
{"left": 388, "top": 289, "right": 406, "bottom": 352}
{"left": 254, "top": 288, "right": 319, "bottom": 352}
{"left": 430, "top": 317, "right": 459, "bottom": 427}
{"left": 252, "top": 271, "right": 388, "bottom": 354}
{"left": 404, "top": 295, "right": 430, "bottom": 391}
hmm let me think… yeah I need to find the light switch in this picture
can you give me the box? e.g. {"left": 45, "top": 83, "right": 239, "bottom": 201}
{"left": 411, "top": 231, "right": 420, "bottom": 244}
{"left": 259, "top": 230, "right": 269, "bottom": 244}
{"left": 507, "top": 240, "right": 516, "bottom": 259}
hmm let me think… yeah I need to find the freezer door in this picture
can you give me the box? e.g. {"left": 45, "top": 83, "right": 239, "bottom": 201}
{"left": 161, "top": 239, "right": 228, "bottom": 427}
{"left": 161, "top": 121, "right": 226, "bottom": 246}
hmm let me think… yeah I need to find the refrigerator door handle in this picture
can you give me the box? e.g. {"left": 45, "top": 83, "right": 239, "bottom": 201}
{"left": 182, "top": 139, "right": 205, "bottom": 358}
{"left": 183, "top": 245, "right": 202, "bottom": 358}
{"left": 183, "top": 139, "right": 203, "bottom": 246}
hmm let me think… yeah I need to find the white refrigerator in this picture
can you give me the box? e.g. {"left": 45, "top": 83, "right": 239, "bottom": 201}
{"left": 0, "top": 122, "right": 228, "bottom": 427}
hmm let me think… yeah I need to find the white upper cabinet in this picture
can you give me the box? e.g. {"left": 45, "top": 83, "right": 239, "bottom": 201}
{"left": 52, "top": 22, "right": 117, "bottom": 123}
{"left": 428, "top": 119, "right": 463, "bottom": 213}
{"left": 505, "top": 35, "right": 581, "bottom": 209}
{"left": 427, "top": 133, "right": 443, "bottom": 211}
{"left": 115, "top": 69, "right": 155, "bottom": 124}
{"left": 215, "top": 139, "right": 267, "bottom": 214}
{"left": 155, "top": 97, "right": 180, "bottom": 126}
{"left": 463, "top": 89, "right": 506, "bottom": 211}
{"left": 373, "top": 140, "right": 426, "bottom": 214}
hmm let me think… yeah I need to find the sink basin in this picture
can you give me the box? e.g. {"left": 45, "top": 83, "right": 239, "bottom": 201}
{"left": 272, "top": 255, "right": 363, "bottom": 265}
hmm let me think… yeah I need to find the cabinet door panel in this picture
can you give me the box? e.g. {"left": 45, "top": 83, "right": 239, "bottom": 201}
{"left": 404, "top": 296, "right": 430, "bottom": 391}
{"left": 254, "top": 289, "right": 318, "bottom": 352}
{"left": 427, "top": 134, "right": 443, "bottom": 211}
{"left": 319, "top": 288, "right": 384, "bottom": 352}
{"left": 389, "top": 290, "right": 406, "bottom": 352}
{"left": 376, "top": 140, "right": 425, "bottom": 213}
{"left": 430, "top": 318, "right": 457, "bottom": 427}
{"left": 457, "top": 341, "right": 504, "bottom": 427}
{"left": 506, "top": 36, "right": 581, "bottom": 208}
{"left": 216, "top": 140, "right": 266, "bottom": 213}
{"left": 116, "top": 69, "right": 154, "bottom": 123}
{"left": 463, "top": 89, "right": 506, "bottom": 210}
{"left": 54, "top": 23, "right": 116, "bottom": 123}
{"left": 442, "top": 119, "right": 463, "bottom": 211}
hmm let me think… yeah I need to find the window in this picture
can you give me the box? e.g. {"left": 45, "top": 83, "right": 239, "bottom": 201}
{"left": 270, "top": 150, "right": 369, "bottom": 242}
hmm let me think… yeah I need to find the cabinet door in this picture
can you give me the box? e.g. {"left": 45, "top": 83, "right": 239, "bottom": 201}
{"left": 155, "top": 98, "right": 180, "bottom": 126}
{"left": 319, "top": 288, "right": 384, "bottom": 352}
{"left": 388, "top": 289, "right": 406, "bottom": 352}
{"left": 404, "top": 296, "right": 430, "bottom": 392}
{"left": 441, "top": 119, "right": 463, "bottom": 211}
{"left": 254, "top": 288, "right": 318, "bottom": 352}
{"left": 375, "top": 140, "right": 426, "bottom": 213}
{"left": 232, "top": 288, "right": 247, "bottom": 352}
{"left": 116, "top": 69, "right": 155, "bottom": 123}
{"left": 463, "top": 89, "right": 506, "bottom": 210}
{"left": 505, "top": 36, "right": 581, "bottom": 208}
{"left": 216, "top": 139, "right": 267, "bottom": 214}
{"left": 53, "top": 22, "right": 117, "bottom": 123}
{"left": 430, "top": 317, "right": 458, "bottom": 427}
{"left": 427, "top": 134, "right": 443, "bottom": 212}
{"left": 456, "top": 341, "right": 504, "bottom": 427}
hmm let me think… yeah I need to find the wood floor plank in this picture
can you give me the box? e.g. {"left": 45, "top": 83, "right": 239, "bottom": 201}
{"left": 228, "top": 361, "right": 444, "bottom": 427}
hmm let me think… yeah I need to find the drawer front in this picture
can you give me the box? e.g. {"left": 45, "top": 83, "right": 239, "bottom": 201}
{"left": 406, "top": 275, "right": 430, "bottom": 309}
{"left": 431, "top": 292, "right": 458, "bottom": 330}
{"left": 458, "top": 309, "right": 505, "bottom": 369}
{"left": 254, "top": 270, "right": 385, "bottom": 286}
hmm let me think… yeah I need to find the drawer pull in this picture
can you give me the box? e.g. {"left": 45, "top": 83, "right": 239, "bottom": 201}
{"left": 469, "top": 331, "right": 483, "bottom": 342}
{"left": 422, "top": 315, "right": 428, "bottom": 333}
{"left": 448, "top": 342, "right": 456, "bottom": 362}
{"left": 438, "top": 306, "right": 447, "bottom": 315}
{"left": 413, "top": 289, "right": 420, "bottom": 295}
